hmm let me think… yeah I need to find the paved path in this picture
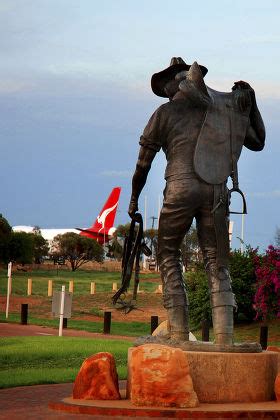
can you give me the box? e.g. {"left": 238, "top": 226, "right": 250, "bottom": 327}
{"left": 1, "top": 383, "right": 279, "bottom": 420}
{"left": 0, "top": 322, "right": 132, "bottom": 340}
{"left": 0, "top": 323, "right": 136, "bottom": 419}
{"left": 0, "top": 382, "right": 176, "bottom": 420}
{"left": 0, "top": 382, "right": 149, "bottom": 420}
{"left": 1, "top": 323, "right": 279, "bottom": 419}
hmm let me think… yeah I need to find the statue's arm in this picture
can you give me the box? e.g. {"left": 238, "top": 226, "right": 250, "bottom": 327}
{"left": 244, "top": 89, "right": 266, "bottom": 151}
{"left": 128, "top": 106, "right": 165, "bottom": 218}
{"left": 128, "top": 146, "right": 157, "bottom": 218}
{"left": 233, "top": 80, "right": 265, "bottom": 151}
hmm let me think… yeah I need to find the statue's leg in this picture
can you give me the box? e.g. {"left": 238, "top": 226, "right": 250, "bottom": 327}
{"left": 206, "top": 264, "right": 235, "bottom": 345}
{"left": 196, "top": 183, "right": 235, "bottom": 345}
{"left": 158, "top": 180, "right": 195, "bottom": 341}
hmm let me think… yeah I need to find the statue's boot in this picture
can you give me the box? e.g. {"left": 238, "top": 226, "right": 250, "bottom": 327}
{"left": 207, "top": 264, "right": 235, "bottom": 345}
{"left": 167, "top": 305, "right": 189, "bottom": 341}
{"left": 211, "top": 301, "right": 234, "bottom": 345}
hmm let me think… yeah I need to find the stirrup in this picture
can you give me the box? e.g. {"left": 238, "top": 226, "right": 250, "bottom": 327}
{"left": 228, "top": 187, "right": 247, "bottom": 214}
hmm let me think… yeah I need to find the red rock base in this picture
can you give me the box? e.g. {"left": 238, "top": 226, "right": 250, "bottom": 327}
{"left": 49, "top": 391, "right": 280, "bottom": 418}
{"left": 73, "top": 352, "right": 121, "bottom": 400}
{"left": 128, "top": 347, "right": 280, "bottom": 403}
{"left": 275, "top": 373, "right": 280, "bottom": 402}
{"left": 128, "top": 344, "right": 198, "bottom": 408}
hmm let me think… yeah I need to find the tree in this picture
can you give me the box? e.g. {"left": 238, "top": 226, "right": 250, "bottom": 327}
{"left": 186, "top": 246, "right": 260, "bottom": 327}
{"left": 32, "top": 228, "right": 49, "bottom": 264}
{"left": 114, "top": 223, "right": 131, "bottom": 239}
{"left": 51, "top": 233, "right": 104, "bottom": 271}
{"left": 144, "top": 228, "right": 158, "bottom": 261}
{"left": 108, "top": 223, "right": 131, "bottom": 260}
{"left": 181, "top": 225, "right": 202, "bottom": 268}
{"left": 186, "top": 269, "right": 211, "bottom": 329}
{"left": 229, "top": 247, "right": 258, "bottom": 322}
{"left": 0, "top": 214, "right": 12, "bottom": 263}
{"left": 9, "top": 232, "right": 34, "bottom": 265}
{"left": 107, "top": 237, "right": 123, "bottom": 260}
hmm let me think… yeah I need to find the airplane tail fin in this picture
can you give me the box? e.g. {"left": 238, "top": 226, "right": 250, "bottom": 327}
{"left": 92, "top": 187, "right": 121, "bottom": 232}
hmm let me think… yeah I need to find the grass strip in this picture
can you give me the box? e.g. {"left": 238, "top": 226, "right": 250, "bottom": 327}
{"left": 0, "top": 313, "right": 150, "bottom": 336}
{"left": 0, "top": 336, "right": 131, "bottom": 388}
{"left": 0, "top": 269, "right": 160, "bottom": 296}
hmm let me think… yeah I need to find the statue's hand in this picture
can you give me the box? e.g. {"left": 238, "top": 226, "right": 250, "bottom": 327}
{"left": 232, "top": 80, "right": 252, "bottom": 91}
{"left": 232, "top": 80, "right": 256, "bottom": 101}
{"left": 232, "top": 80, "right": 256, "bottom": 110}
{"left": 128, "top": 199, "right": 138, "bottom": 219}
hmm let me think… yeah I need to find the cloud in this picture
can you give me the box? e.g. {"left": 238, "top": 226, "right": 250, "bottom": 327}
{"left": 0, "top": 80, "right": 34, "bottom": 94}
{"left": 248, "top": 190, "right": 280, "bottom": 198}
{"left": 99, "top": 170, "right": 132, "bottom": 178}
{"left": 240, "top": 35, "right": 280, "bottom": 45}
{"left": 207, "top": 78, "right": 280, "bottom": 100}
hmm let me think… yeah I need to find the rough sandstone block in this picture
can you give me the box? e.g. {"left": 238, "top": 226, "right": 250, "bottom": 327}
{"left": 129, "top": 344, "right": 199, "bottom": 408}
{"left": 275, "top": 373, "right": 280, "bottom": 402}
{"left": 267, "top": 346, "right": 280, "bottom": 353}
{"left": 73, "top": 352, "right": 121, "bottom": 400}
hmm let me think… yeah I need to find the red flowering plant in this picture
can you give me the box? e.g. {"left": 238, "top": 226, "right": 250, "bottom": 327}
{"left": 253, "top": 245, "right": 280, "bottom": 321}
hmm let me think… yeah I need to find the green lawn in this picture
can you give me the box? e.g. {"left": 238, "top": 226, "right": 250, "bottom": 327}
{"left": 0, "top": 321, "right": 279, "bottom": 390}
{"left": 0, "top": 268, "right": 160, "bottom": 296}
{"left": 1, "top": 267, "right": 279, "bottom": 390}
{"left": 0, "top": 336, "right": 132, "bottom": 389}
{"left": 0, "top": 313, "right": 150, "bottom": 337}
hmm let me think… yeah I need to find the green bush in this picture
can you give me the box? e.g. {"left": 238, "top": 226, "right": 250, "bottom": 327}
{"left": 229, "top": 247, "right": 257, "bottom": 322}
{"left": 186, "top": 247, "right": 258, "bottom": 328}
{"left": 186, "top": 269, "right": 211, "bottom": 329}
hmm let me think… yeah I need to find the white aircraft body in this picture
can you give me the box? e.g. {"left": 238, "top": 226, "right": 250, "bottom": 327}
{"left": 12, "top": 187, "right": 121, "bottom": 244}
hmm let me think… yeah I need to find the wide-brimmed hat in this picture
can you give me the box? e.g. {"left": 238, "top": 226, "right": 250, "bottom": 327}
{"left": 151, "top": 57, "right": 208, "bottom": 98}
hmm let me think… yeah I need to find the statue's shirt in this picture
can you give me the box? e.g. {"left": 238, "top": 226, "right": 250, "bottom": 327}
{"left": 140, "top": 98, "right": 206, "bottom": 181}
{"left": 140, "top": 89, "right": 262, "bottom": 184}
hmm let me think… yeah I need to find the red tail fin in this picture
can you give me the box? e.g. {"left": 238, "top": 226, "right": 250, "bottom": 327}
{"left": 92, "top": 187, "right": 121, "bottom": 233}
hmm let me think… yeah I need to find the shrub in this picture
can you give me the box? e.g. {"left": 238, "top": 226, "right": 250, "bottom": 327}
{"left": 186, "top": 269, "right": 211, "bottom": 329}
{"left": 254, "top": 245, "right": 280, "bottom": 321}
{"left": 186, "top": 247, "right": 259, "bottom": 328}
{"left": 229, "top": 247, "right": 257, "bottom": 322}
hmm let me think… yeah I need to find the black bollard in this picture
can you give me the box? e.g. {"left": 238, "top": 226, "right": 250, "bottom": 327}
{"left": 259, "top": 325, "right": 268, "bottom": 350}
{"left": 63, "top": 318, "right": 68, "bottom": 329}
{"left": 201, "top": 319, "right": 210, "bottom": 342}
{"left": 150, "top": 315, "right": 159, "bottom": 334}
{"left": 103, "top": 311, "right": 111, "bottom": 334}
{"left": 21, "top": 304, "right": 28, "bottom": 325}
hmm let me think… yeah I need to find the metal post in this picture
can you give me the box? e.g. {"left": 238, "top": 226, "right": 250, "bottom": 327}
{"left": 6, "top": 262, "right": 12, "bottom": 319}
{"left": 21, "top": 304, "right": 28, "bottom": 325}
{"left": 259, "top": 325, "right": 268, "bottom": 350}
{"left": 63, "top": 318, "right": 68, "bottom": 329}
{"left": 143, "top": 195, "right": 147, "bottom": 269}
{"left": 58, "top": 285, "right": 66, "bottom": 337}
{"left": 241, "top": 213, "right": 245, "bottom": 253}
{"left": 103, "top": 311, "right": 111, "bottom": 334}
{"left": 151, "top": 315, "right": 159, "bottom": 334}
{"left": 201, "top": 319, "right": 210, "bottom": 342}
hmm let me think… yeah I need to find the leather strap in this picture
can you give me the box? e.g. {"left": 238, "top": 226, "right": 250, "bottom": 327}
{"left": 112, "top": 213, "right": 151, "bottom": 313}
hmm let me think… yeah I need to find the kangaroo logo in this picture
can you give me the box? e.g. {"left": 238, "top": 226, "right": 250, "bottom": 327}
{"left": 97, "top": 202, "right": 118, "bottom": 233}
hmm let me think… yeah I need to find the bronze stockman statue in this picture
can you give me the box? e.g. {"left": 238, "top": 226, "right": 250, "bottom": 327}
{"left": 128, "top": 57, "right": 265, "bottom": 346}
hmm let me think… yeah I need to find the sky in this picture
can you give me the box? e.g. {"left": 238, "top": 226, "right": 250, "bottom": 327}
{"left": 0, "top": 0, "right": 279, "bottom": 251}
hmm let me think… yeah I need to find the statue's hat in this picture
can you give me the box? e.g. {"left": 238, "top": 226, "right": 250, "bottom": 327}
{"left": 151, "top": 57, "right": 208, "bottom": 98}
